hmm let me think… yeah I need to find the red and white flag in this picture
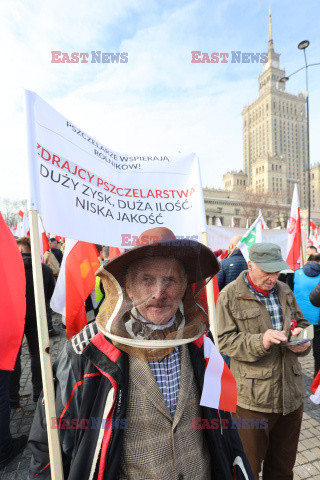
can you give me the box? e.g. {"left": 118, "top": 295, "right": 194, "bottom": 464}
{"left": 200, "top": 336, "right": 237, "bottom": 413}
{"left": 310, "top": 369, "right": 320, "bottom": 404}
{"left": 51, "top": 239, "right": 100, "bottom": 339}
{"left": 18, "top": 209, "right": 30, "bottom": 236}
{"left": 310, "top": 220, "right": 317, "bottom": 231}
{"left": 259, "top": 210, "right": 268, "bottom": 230}
{"left": 309, "top": 220, "right": 320, "bottom": 250}
{"left": 0, "top": 213, "right": 26, "bottom": 370}
{"left": 38, "top": 216, "right": 49, "bottom": 261}
{"left": 230, "top": 217, "right": 235, "bottom": 228}
{"left": 286, "top": 184, "right": 302, "bottom": 271}
{"left": 109, "top": 247, "right": 123, "bottom": 259}
{"left": 14, "top": 221, "right": 24, "bottom": 237}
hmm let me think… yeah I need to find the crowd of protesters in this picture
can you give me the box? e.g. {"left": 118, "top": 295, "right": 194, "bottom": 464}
{"left": 1, "top": 230, "right": 320, "bottom": 480}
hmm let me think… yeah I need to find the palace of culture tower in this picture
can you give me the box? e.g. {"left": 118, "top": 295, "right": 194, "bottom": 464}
{"left": 204, "top": 11, "right": 320, "bottom": 228}
{"left": 242, "top": 11, "right": 307, "bottom": 207}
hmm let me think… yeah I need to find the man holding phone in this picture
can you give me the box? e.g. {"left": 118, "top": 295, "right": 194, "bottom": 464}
{"left": 217, "top": 243, "right": 311, "bottom": 480}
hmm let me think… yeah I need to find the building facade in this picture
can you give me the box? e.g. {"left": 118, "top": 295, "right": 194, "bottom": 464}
{"left": 311, "top": 164, "right": 320, "bottom": 213}
{"left": 242, "top": 11, "right": 308, "bottom": 207}
{"left": 203, "top": 187, "right": 290, "bottom": 229}
{"left": 223, "top": 170, "right": 247, "bottom": 191}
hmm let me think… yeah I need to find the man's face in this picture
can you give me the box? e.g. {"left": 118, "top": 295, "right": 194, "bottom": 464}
{"left": 126, "top": 257, "right": 187, "bottom": 325}
{"left": 248, "top": 261, "right": 280, "bottom": 291}
{"left": 49, "top": 240, "right": 57, "bottom": 249}
{"left": 307, "top": 246, "right": 316, "bottom": 255}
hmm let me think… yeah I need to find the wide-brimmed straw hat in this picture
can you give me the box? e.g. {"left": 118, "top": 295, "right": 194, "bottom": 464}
{"left": 95, "top": 227, "right": 219, "bottom": 360}
{"left": 99, "top": 227, "right": 220, "bottom": 284}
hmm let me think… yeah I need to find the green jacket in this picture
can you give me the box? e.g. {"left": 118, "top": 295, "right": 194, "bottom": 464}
{"left": 216, "top": 272, "right": 310, "bottom": 415}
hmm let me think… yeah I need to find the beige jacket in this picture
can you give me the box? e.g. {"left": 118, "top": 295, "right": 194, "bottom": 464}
{"left": 216, "top": 272, "right": 310, "bottom": 415}
{"left": 119, "top": 345, "right": 210, "bottom": 480}
{"left": 43, "top": 249, "right": 60, "bottom": 277}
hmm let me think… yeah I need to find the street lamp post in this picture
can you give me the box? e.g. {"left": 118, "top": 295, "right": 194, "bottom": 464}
{"left": 298, "top": 41, "right": 311, "bottom": 239}
{"left": 280, "top": 41, "right": 320, "bottom": 238}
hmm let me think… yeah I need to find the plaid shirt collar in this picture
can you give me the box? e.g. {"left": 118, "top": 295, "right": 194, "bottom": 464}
{"left": 244, "top": 273, "right": 283, "bottom": 331}
{"left": 149, "top": 347, "right": 181, "bottom": 418}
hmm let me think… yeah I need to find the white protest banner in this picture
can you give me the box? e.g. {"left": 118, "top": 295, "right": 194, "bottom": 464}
{"left": 207, "top": 225, "right": 290, "bottom": 271}
{"left": 206, "top": 225, "right": 288, "bottom": 262}
{"left": 25, "top": 91, "right": 206, "bottom": 247}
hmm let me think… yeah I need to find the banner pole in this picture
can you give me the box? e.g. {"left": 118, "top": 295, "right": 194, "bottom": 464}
{"left": 201, "top": 231, "right": 219, "bottom": 350}
{"left": 28, "top": 209, "right": 64, "bottom": 480}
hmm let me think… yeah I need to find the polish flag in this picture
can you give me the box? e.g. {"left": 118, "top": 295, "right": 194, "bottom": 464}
{"left": 211, "top": 276, "right": 219, "bottom": 306}
{"left": 259, "top": 210, "right": 268, "bottom": 229}
{"left": 38, "top": 217, "right": 49, "bottom": 261}
{"left": 17, "top": 209, "right": 30, "bottom": 236}
{"left": 310, "top": 220, "right": 317, "bottom": 231}
{"left": 0, "top": 213, "right": 26, "bottom": 370}
{"left": 286, "top": 184, "right": 302, "bottom": 271}
{"left": 109, "top": 247, "right": 123, "bottom": 259}
{"left": 309, "top": 231, "right": 319, "bottom": 250}
{"left": 51, "top": 239, "right": 100, "bottom": 339}
{"left": 55, "top": 236, "right": 65, "bottom": 242}
{"left": 310, "top": 369, "right": 320, "bottom": 404}
{"left": 14, "top": 221, "right": 24, "bottom": 237}
{"left": 200, "top": 336, "right": 237, "bottom": 413}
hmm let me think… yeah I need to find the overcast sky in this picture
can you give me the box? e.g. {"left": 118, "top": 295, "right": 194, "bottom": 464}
{"left": 1, "top": 0, "right": 320, "bottom": 202}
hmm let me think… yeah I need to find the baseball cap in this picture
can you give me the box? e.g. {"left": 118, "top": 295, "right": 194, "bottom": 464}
{"left": 249, "top": 243, "right": 289, "bottom": 272}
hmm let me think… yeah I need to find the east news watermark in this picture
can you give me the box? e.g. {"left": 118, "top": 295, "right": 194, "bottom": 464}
{"left": 51, "top": 51, "right": 128, "bottom": 63}
{"left": 191, "top": 51, "right": 267, "bottom": 64}
{"left": 52, "top": 416, "right": 268, "bottom": 430}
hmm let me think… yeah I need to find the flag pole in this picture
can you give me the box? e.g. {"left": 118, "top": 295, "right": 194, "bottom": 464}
{"left": 301, "top": 225, "right": 306, "bottom": 266}
{"left": 28, "top": 209, "right": 64, "bottom": 480}
{"left": 201, "top": 231, "right": 219, "bottom": 349}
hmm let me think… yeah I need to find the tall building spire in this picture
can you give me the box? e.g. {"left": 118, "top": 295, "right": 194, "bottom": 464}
{"left": 268, "top": 9, "right": 273, "bottom": 50}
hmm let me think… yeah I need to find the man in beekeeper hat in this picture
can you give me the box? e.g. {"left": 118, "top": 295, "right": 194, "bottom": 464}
{"left": 28, "top": 227, "right": 253, "bottom": 480}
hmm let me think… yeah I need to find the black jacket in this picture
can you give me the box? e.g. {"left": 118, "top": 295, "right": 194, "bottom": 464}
{"left": 22, "top": 253, "right": 55, "bottom": 317}
{"left": 216, "top": 249, "right": 248, "bottom": 291}
{"left": 28, "top": 323, "right": 253, "bottom": 480}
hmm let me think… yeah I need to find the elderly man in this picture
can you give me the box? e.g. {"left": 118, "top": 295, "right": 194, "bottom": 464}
{"left": 28, "top": 227, "right": 253, "bottom": 480}
{"left": 217, "top": 243, "right": 311, "bottom": 480}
